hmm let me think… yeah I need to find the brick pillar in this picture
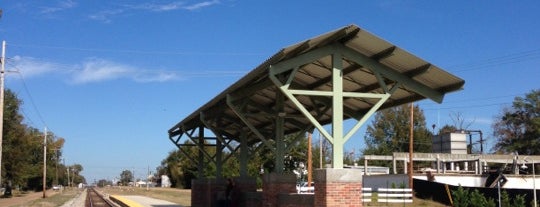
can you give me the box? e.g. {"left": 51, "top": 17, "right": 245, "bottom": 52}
{"left": 263, "top": 172, "right": 296, "bottom": 207}
{"left": 314, "top": 168, "right": 363, "bottom": 207}
{"left": 233, "top": 177, "right": 258, "bottom": 207}
{"left": 191, "top": 178, "right": 227, "bottom": 207}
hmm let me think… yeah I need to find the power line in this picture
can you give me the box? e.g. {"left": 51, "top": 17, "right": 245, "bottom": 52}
{"left": 423, "top": 102, "right": 511, "bottom": 111}
{"left": 447, "top": 48, "right": 540, "bottom": 72}
{"left": 8, "top": 43, "right": 264, "bottom": 56}
{"left": 4, "top": 62, "right": 49, "bottom": 129}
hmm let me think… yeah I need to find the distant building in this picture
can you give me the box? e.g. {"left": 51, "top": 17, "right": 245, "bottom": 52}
{"left": 432, "top": 132, "right": 467, "bottom": 154}
{"left": 161, "top": 175, "right": 171, "bottom": 188}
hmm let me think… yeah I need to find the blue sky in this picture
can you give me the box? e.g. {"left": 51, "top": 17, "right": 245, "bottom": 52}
{"left": 1, "top": 1, "right": 539, "bottom": 183}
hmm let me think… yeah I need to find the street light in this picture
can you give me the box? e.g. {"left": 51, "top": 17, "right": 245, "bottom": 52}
{"left": 524, "top": 157, "right": 537, "bottom": 207}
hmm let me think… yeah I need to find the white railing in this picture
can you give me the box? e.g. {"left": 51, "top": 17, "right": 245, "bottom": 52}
{"left": 363, "top": 187, "right": 413, "bottom": 204}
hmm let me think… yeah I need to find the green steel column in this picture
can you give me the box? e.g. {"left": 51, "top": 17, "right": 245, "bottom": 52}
{"left": 239, "top": 131, "right": 248, "bottom": 178}
{"left": 275, "top": 92, "right": 285, "bottom": 174}
{"left": 332, "top": 53, "right": 344, "bottom": 169}
{"left": 216, "top": 136, "right": 223, "bottom": 179}
{"left": 198, "top": 126, "right": 205, "bottom": 178}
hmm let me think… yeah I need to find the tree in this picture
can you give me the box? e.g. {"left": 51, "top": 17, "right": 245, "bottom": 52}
{"left": 493, "top": 89, "right": 540, "bottom": 154}
{"left": 362, "top": 104, "right": 433, "bottom": 168}
{"left": 160, "top": 131, "right": 314, "bottom": 188}
{"left": 120, "top": 170, "right": 133, "bottom": 186}
{"left": 1, "top": 89, "right": 77, "bottom": 190}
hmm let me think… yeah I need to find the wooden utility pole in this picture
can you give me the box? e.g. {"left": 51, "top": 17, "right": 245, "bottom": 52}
{"left": 43, "top": 127, "right": 47, "bottom": 198}
{"left": 307, "top": 132, "right": 312, "bottom": 187}
{"left": 0, "top": 40, "right": 5, "bottom": 188}
{"left": 409, "top": 103, "right": 414, "bottom": 189}
{"left": 319, "top": 132, "right": 323, "bottom": 168}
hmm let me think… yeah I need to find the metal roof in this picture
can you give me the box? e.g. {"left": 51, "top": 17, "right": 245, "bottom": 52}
{"left": 168, "top": 24, "right": 465, "bottom": 144}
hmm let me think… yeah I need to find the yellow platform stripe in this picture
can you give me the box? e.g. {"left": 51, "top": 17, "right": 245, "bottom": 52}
{"left": 109, "top": 195, "right": 145, "bottom": 207}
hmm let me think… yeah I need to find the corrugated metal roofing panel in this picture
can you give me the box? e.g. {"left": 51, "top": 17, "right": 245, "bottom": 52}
{"left": 169, "top": 24, "right": 464, "bottom": 144}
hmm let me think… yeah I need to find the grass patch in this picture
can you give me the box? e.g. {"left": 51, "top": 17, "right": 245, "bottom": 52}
{"left": 10, "top": 189, "right": 83, "bottom": 207}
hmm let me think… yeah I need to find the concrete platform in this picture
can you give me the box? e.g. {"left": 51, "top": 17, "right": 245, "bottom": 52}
{"left": 111, "top": 195, "right": 183, "bottom": 207}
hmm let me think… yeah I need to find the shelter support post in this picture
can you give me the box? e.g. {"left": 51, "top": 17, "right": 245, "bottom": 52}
{"left": 240, "top": 132, "right": 248, "bottom": 178}
{"left": 216, "top": 137, "right": 222, "bottom": 179}
{"left": 198, "top": 126, "right": 204, "bottom": 178}
{"left": 269, "top": 44, "right": 394, "bottom": 169}
{"left": 331, "top": 53, "right": 344, "bottom": 168}
{"left": 275, "top": 92, "right": 285, "bottom": 174}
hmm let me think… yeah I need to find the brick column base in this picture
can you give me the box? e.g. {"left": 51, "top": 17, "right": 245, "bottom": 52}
{"left": 262, "top": 172, "right": 296, "bottom": 207}
{"left": 314, "top": 168, "right": 363, "bottom": 207}
{"left": 232, "top": 177, "right": 258, "bottom": 207}
{"left": 191, "top": 178, "right": 226, "bottom": 207}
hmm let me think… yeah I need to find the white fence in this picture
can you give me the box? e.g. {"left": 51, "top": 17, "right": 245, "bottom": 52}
{"left": 362, "top": 187, "right": 413, "bottom": 204}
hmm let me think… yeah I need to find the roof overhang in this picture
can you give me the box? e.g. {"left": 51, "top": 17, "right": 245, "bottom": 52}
{"left": 168, "top": 24, "right": 464, "bottom": 145}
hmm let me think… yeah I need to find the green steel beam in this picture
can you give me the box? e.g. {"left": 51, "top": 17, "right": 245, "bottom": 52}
{"left": 269, "top": 44, "right": 407, "bottom": 169}
{"left": 331, "top": 53, "right": 344, "bottom": 168}
{"left": 269, "top": 67, "right": 334, "bottom": 145}
{"left": 270, "top": 44, "right": 337, "bottom": 75}
{"left": 200, "top": 112, "right": 237, "bottom": 153}
{"left": 226, "top": 94, "right": 275, "bottom": 150}
{"left": 239, "top": 131, "right": 248, "bottom": 178}
{"left": 216, "top": 136, "right": 222, "bottom": 179}
{"left": 185, "top": 127, "right": 217, "bottom": 164}
{"left": 336, "top": 44, "right": 445, "bottom": 103}
{"left": 275, "top": 92, "right": 285, "bottom": 174}
{"left": 198, "top": 126, "right": 204, "bottom": 178}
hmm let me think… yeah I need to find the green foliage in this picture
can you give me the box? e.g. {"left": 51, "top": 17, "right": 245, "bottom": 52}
{"left": 159, "top": 131, "right": 322, "bottom": 188}
{"left": 513, "top": 194, "right": 526, "bottom": 207}
{"left": 493, "top": 89, "right": 540, "bottom": 154}
{"left": 469, "top": 189, "right": 495, "bottom": 207}
{"left": 500, "top": 190, "right": 526, "bottom": 207}
{"left": 119, "top": 170, "right": 133, "bottom": 185}
{"left": 1, "top": 89, "right": 78, "bottom": 190}
{"left": 452, "top": 186, "right": 470, "bottom": 207}
{"left": 501, "top": 190, "right": 511, "bottom": 207}
{"left": 363, "top": 104, "right": 433, "bottom": 168}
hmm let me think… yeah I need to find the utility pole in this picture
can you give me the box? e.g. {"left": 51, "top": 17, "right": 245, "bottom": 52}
{"left": 66, "top": 167, "right": 70, "bottom": 188}
{"left": 0, "top": 40, "right": 6, "bottom": 189}
{"left": 408, "top": 103, "right": 414, "bottom": 189}
{"left": 319, "top": 132, "right": 323, "bottom": 169}
{"left": 307, "top": 132, "right": 312, "bottom": 187}
{"left": 43, "top": 127, "right": 47, "bottom": 198}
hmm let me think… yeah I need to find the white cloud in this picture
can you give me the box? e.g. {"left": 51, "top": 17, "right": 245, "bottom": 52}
{"left": 89, "top": 0, "right": 221, "bottom": 23}
{"left": 134, "top": 2, "right": 186, "bottom": 12}
{"left": 8, "top": 56, "right": 180, "bottom": 84}
{"left": 134, "top": 71, "right": 180, "bottom": 82}
{"left": 71, "top": 59, "right": 133, "bottom": 84}
{"left": 183, "top": 0, "right": 220, "bottom": 11}
{"left": 88, "top": 9, "right": 125, "bottom": 24}
{"left": 8, "top": 56, "right": 63, "bottom": 77}
{"left": 40, "top": 0, "right": 77, "bottom": 14}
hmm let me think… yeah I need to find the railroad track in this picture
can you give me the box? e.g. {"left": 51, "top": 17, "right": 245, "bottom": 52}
{"left": 86, "top": 187, "right": 116, "bottom": 207}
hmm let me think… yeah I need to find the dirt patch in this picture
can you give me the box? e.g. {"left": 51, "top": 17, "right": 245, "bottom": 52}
{"left": 0, "top": 190, "right": 58, "bottom": 207}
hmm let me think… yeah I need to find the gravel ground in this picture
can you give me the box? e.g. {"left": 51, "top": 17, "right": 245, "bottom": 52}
{"left": 59, "top": 188, "right": 87, "bottom": 207}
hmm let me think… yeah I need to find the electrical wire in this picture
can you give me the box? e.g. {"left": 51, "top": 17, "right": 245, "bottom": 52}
{"left": 8, "top": 43, "right": 264, "bottom": 56}
{"left": 4, "top": 62, "right": 49, "bottom": 130}
{"left": 447, "top": 48, "right": 540, "bottom": 72}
